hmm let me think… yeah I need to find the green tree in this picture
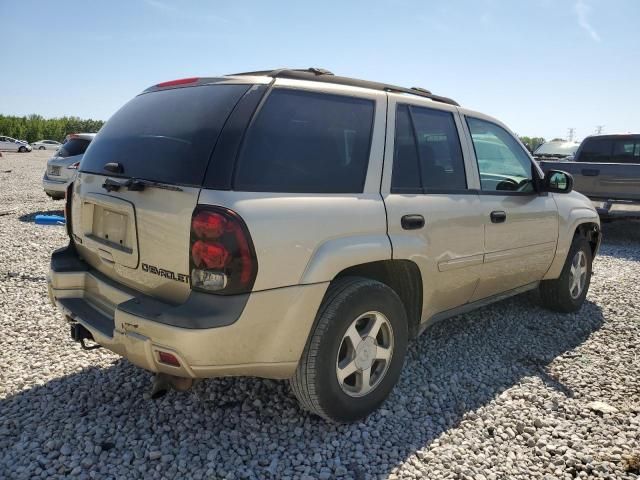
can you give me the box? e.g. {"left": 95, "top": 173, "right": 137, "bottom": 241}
{"left": 519, "top": 136, "right": 546, "bottom": 153}
{"left": 0, "top": 114, "right": 104, "bottom": 143}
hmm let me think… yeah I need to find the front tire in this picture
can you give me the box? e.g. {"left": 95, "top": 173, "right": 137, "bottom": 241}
{"left": 539, "top": 236, "right": 592, "bottom": 312}
{"left": 18, "top": 146, "right": 26, "bottom": 153}
{"left": 39, "top": 146, "right": 45, "bottom": 150}
{"left": 290, "top": 277, "right": 408, "bottom": 423}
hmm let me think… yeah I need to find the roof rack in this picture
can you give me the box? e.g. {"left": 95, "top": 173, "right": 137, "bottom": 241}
{"left": 229, "top": 68, "right": 459, "bottom": 106}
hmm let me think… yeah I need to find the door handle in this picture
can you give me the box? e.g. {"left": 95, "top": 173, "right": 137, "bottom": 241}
{"left": 582, "top": 168, "right": 600, "bottom": 176}
{"left": 401, "top": 214, "right": 425, "bottom": 230}
{"left": 490, "top": 210, "right": 507, "bottom": 223}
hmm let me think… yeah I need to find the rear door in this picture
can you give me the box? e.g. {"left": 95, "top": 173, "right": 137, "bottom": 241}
{"left": 70, "top": 81, "right": 255, "bottom": 303}
{"left": 573, "top": 136, "right": 640, "bottom": 201}
{"left": 382, "top": 94, "right": 485, "bottom": 321}
{"left": 461, "top": 114, "right": 558, "bottom": 300}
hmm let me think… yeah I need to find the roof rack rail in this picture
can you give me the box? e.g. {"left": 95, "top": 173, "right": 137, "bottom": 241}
{"left": 230, "top": 67, "right": 334, "bottom": 77}
{"left": 228, "top": 68, "right": 459, "bottom": 106}
{"left": 411, "top": 87, "right": 432, "bottom": 95}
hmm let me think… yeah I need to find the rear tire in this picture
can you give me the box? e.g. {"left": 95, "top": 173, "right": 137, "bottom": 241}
{"left": 290, "top": 276, "right": 408, "bottom": 423}
{"left": 539, "top": 236, "right": 592, "bottom": 313}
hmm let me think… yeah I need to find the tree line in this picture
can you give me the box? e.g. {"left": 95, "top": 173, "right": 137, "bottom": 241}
{"left": 0, "top": 114, "right": 104, "bottom": 143}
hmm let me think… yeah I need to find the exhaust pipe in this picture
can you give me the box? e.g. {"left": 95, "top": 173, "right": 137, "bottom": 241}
{"left": 149, "top": 373, "right": 193, "bottom": 399}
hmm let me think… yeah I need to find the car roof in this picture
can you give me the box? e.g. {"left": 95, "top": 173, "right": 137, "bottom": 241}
{"left": 583, "top": 133, "right": 640, "bottom": 140}
{"left": 146, "top": 68, "right": 460, "bottom": 107}
{"left": 228, "top": 68, "right": 460, "bottom": 106}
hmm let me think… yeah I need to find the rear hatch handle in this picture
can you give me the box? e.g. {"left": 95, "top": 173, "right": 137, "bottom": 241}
{"left": 102, "top": 177, "right": 183, "bottom": 193}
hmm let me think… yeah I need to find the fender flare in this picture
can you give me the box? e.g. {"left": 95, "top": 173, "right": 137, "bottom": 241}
{"left": 299, "top": 234, "right": 392, "bottom": 285}
{"left": 543, "top": 206, "right": 600, "bottom": 280}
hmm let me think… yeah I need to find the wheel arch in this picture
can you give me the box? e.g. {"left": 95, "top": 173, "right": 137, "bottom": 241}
{"left": 574, "top": 222, "right": 601, "bottom": 258}
{"left": 333, "top": 260, "right": 423, "bottom": 339}
{"left": 543, "top": 206, "right": 600, "bottom": 281}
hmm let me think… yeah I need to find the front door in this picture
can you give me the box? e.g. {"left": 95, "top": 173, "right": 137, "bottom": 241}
{"left": 462, "top": 115, "right": 558, "bottom": 301}
{"left": 383, "top": 96, "right": 485, "bottom": 321}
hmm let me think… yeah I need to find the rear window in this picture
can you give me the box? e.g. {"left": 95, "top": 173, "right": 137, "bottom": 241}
{"left": 80, "top": 84, "right": 250, "bottom": 186}
{"left": 233, "top": 89, "right": 375, "bottom": 193}
{"left": 58, "top": 138, "right": 91, "bottom": 158}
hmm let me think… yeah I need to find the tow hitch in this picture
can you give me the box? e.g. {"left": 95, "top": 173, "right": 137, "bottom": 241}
{"left": 69, "top": 322, "right": 102, "bottom": 351}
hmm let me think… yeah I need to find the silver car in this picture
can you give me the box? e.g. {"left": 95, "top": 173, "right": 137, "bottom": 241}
{"left": 48, "top": 69, "right": 601, "bottom": 423}
{"left": 42, "top": 133, "right": 95, "bottom": 199}
{"left": 32, "top": 139, "right": 62, "bottom": 151}
{"left": 0, "top": 136, "right": 32, "bottom": 152}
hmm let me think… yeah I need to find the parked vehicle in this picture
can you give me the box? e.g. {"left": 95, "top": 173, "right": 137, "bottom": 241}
{"left": 539, "top": 134, "right": 640, "bottom": 214}
{"left": 0, "top": 136, "right": 32, "bottom": 152}
{"left": 42, "top": 133, "right": 95, "bottom": 199}
{"left": 533, "top": 140, "right": 579, "bottom": 161}
{"left": 32, "top": 139, "right": 62, "bottom": 151}
{"left": 48, "top": 69, "right": 601, "bottom": 422}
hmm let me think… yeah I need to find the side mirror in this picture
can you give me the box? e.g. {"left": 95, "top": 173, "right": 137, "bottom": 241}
{"left": 544, "top": 170, "right": 573, "bottom": 193}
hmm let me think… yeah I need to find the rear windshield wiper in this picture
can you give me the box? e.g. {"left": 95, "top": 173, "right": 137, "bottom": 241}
{"left": 102, "top": 177, "right": 183, "bottom": 193}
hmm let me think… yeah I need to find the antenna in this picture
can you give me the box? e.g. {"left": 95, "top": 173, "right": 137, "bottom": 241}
{"left": 595, "top": 125, "right": 604, "bottom": 134}
{"left": 567, "top": 128, "right": 576, "bottom": 142}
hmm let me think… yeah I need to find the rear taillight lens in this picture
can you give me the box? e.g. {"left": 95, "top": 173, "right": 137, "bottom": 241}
{"left": 67, "top": 161, "right": 80, "bottom": 170}
{"left": 189, "top": 206, "right": 257, "bottom": 295}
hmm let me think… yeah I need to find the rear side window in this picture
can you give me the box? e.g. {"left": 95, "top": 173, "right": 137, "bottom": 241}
{"left": 58, "top": 138, "right": 90, "bottom": 158}
{"left": 392, "top": 104, "right": 466, "bottom": 193}
{"left": 611, "top": 138, "right": 640, "bottom": 163}
{"left": 80, "top": 84, "right": 250, "bottom": 186}
{"left": 578, "top": 138, "right": 613, "bottom": 163}
{"left": 233, "top": 89, "right": 375, "bottom": 193}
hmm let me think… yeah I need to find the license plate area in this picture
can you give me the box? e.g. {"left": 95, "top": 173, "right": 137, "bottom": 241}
{"left": 49, "top": 165, "right": 61, "bottom": 176}
{"left": 89, "top": 205, "right": 132, "bottom": 253}
{"left": 80, "top": 193, "right": 139, "bottom": 268}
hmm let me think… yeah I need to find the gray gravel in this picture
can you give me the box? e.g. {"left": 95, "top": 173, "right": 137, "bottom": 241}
{"left": 1, "top": 151, "right": 639, "bottom": 479}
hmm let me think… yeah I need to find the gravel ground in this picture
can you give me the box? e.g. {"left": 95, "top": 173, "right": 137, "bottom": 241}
{"left": 1, "top": 151, "right": 639, "bottom": 480}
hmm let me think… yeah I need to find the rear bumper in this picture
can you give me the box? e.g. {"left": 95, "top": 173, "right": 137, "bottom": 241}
{"left": 42, "top": 174, "right": 70, "bottom": 194}
{"left": 48, "top": 246, "right": 328, "bottom": 379}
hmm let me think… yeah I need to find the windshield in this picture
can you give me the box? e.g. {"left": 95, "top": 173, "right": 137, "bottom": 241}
{"left": 534, "top": 142, "right": 579, "bottom": 156}
{"left": 80, "top": 84, "right": 250, "bottom": 186}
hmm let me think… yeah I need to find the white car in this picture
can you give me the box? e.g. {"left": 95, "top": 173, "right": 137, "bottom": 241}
{"left": 0, "top": 136, "right": 32, "bottom": 152}
{"left": 32, "top": 139, "right": 62, "bottom": 151}
{"left": 533, "top": 140, "right": 580, "bottom": 161}
{"left": 42, "top": 133, "right": 95, "bottom": 199}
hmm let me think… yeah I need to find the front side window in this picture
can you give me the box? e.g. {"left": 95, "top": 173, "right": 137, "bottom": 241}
{"left": 391, "top": 104, "right": 467, "bottom": 192}
{"left": 467, "top": 117, "right": 535, "bottom": 193}
{"left": 234, "top": 89, "right": 374, "bottom": 193}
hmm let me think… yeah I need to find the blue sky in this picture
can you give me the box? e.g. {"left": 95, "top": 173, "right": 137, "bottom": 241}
{"left": 1, "top": 0, "right": 638, "bottom": 141}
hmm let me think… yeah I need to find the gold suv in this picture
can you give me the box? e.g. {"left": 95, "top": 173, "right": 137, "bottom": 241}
{"left": 48, "top": 68, "right": 601, "bottom": 422}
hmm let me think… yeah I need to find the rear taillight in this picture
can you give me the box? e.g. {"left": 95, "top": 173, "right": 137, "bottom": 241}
{"left": 189, "top": 206, "right": 257, "bottom": 295}
{"left": 67, "top": 161, "right": 80, "bottom": 170}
